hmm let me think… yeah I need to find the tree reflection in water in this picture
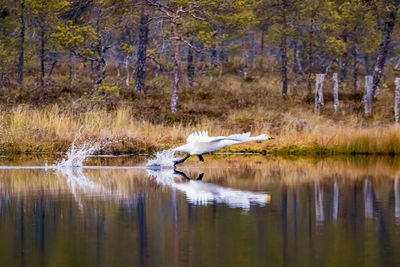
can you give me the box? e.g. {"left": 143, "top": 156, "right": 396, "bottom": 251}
{"left": 58, "top": 167, "right": 108, "bottom": 208}
{"left": 1, "top": 156, "right": 400, "bottom": 266}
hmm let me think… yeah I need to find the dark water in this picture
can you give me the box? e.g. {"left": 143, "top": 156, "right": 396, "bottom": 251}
{"left": 1, "top": 155, "right": 400, "bottom": 267}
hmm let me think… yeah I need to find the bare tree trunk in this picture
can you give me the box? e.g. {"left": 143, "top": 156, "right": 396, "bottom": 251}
{"left": 40, "top": 25, "right": 45, "bottom": 87}
{"left": 219, "top": 40, "right": 228, "bottom": 64}
{"left": 211, "top": 45, "right": 218, "bottom": 67}
{"left": 364, "top": 75, "right": 373, "bottom": 116}
{"left": 293, "top": 46, "right": 297, "bottom": 88}
{"left": 170, "top": 21, "right": 180, "bottom": 113}
{"left": 353, "top": 47, "right": 359, "bottom": 91}
{"left": 187, "top": 39, "right": 195, "bottom": 87}
{"left": 314, "top": 73, "right": 326, "bottom": 115}
{"left": 371, "top": 1, "right": 400, "bottom": 98}
{"left": 96, "top": 58, "right": 106, "bottom": 85}
{"left": 281, "top": 35, "right": 288, "bottom": 96}
{"left": 48, "top": 60, "right": 57, "bottom": 76}
{"left": 18, "top": 0, "right": 25, "bottom": 84}
{"left": 90, "top": 60, "right": 94, "bottom": 83}
{"left": 307, "top": 15, "right": 315, "bottom": 94}
{"left": 364, "top": 54, "right": 371, "bottom": 74}
{"left": 260, "top": 29, "right": 265, "bottom": 55}
{"left": 125, "top": 58, "right": 130, "bottom": 87}
{"left": 293, "top": 38, "right": 306, "bottom": 86}
{"left": 241, "top": 34, "right": 255, "bottom": 80}
{"left": 94, "top": 39, "right": 109, "bottom": 85}
{"left": 198, "top": 42, "right": 206, "bottom": 62}
{"left": 340, "top": 60, "right": 347, "bottom": 83}
{"left": 395, "top": 77, "right": 400, "bottom": 123}
{"left": 333, "top": 72, "right": 339, "bottom": 112}
{"left": 134, "top": 0, "right": 149, "bottom": 92}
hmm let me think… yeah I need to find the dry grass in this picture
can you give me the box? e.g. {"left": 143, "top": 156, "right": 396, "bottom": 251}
{"left": 1, "top": 71, "right": 400, "bottom": 155}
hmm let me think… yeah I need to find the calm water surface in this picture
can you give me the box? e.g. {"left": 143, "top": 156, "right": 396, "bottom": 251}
{"left": 0, "top": 155, "right": 400, "bottom": 267}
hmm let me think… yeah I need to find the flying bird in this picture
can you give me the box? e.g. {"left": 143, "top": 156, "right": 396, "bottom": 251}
{"left": 172, "top": 131, "right": 274, "bottom": 165}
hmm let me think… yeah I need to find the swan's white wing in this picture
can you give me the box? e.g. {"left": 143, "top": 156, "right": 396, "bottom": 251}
{"left": 209, "top": 132, "right": 252, "bottom": 143}
{"left": 186, "top": 131, "right": 251, "bottom": 146}
{"left": 186, "top": 131, "right": 212, "bottom": 143}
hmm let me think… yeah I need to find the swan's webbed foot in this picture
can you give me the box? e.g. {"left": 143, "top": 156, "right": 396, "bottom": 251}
{"left": 173, "top": 153, "right": 191, "bottom": 166}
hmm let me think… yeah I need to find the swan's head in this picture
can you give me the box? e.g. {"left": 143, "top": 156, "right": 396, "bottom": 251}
{"left": 266, "top": 135, "right": 275, "bottom": 140}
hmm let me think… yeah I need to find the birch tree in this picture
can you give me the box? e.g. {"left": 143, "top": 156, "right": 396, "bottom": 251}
{"left": 314, "top": 73, "right": 326, "bottom": 114}
{"left": 395, "top": 78, "right": 400, "bottom": 123}
{"left": 333, "top": 72, "right": 339, "bottom": 112}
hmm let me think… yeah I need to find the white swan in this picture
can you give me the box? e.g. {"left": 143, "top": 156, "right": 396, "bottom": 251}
{"left": 172, "top": 131, "right": 274, "bottom": 165}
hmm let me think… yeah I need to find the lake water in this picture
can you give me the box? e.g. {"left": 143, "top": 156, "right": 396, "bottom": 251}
{"left": 1, "top": 154, "right": 400, "bottom": 266}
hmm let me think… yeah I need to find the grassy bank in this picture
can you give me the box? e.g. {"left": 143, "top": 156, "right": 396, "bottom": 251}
{"left": 1, "top": 73, "right": 400, "bottom": 155}
{"left": 2, "top": 105, "right": 400, "bottom": 155}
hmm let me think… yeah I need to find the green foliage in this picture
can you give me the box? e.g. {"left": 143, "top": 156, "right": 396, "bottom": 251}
{"left": 323, "top": 0, "right": 380, "bottom": 59}
{"left": 325, "top": 37, "right": 347, "bottom": 57}
{"left": 151, "top": 75, "right": 172, "bottom": 92}
{"left": 51, "top": 21, "right": 97, "bottom": 57}
{"left": 97, "top": 81, "right": 120, "bottom": 97}
{"left": 121, "top": 42, "right": 134, "bottom": 54}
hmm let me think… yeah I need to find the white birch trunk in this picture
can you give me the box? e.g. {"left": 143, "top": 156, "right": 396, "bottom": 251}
{"left": 333, "top": 72, "right": 339, "bottom": 113}
{"left": 314, "top": 73, "right": 326, "bottom": 114}
{"left": 125, "top": 59, "right": 130, "bottom": 87}
{"left": 170, "top": 19, "right": 181, "bottom": 114}
{"left": 363, "top": 75, "right": 373, "bottom": 116}
{"left": 395, "top": 77, "right": 400, "bottom": 123}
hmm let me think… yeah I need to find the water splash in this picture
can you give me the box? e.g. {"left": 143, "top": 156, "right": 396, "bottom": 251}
{"left": 146, "top": 150, "right": 178, "bottom": 169}
{"left": 56, "top": 129, "right": 111, "bottom": 168}
{"left": 147, "top": 169, "right": 270, "bottom": 211}
{"left": 57, "top": 141, "right": 101, "bottom": 168}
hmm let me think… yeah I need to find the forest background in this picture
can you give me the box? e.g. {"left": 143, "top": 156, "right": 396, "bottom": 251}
{"left": 0, "top": 0, "right": 400, "bottom": 155}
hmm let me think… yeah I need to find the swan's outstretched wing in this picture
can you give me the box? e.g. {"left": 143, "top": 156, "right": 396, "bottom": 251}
{"left": 186, "top": 131, "right": 211, "bottom": 143}
{"left": 187, "top": 131, "right": 254, "bottom": 143}
{"left": 209, "top": 132, "right": 252, "bottom": 143}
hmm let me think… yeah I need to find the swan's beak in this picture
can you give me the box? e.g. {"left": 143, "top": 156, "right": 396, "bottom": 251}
{"left": 267, "top": 135, "right": 275, "bottom": 140}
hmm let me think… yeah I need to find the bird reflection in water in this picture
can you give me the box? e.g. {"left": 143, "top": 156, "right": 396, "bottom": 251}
{"left": 147, "top": 168, "right": 271, "bottom": 210}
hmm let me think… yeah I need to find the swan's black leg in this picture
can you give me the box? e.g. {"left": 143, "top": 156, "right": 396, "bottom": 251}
{"left": 174, "top": 153, "right": 191, "bottom": 166}
{"left": 197, "top": 154, "right": 204, "bottom": 162}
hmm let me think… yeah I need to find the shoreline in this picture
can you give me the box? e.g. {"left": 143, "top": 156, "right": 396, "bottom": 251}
{"left": 2, "top": 145, "right": 400, "bottom": 156}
